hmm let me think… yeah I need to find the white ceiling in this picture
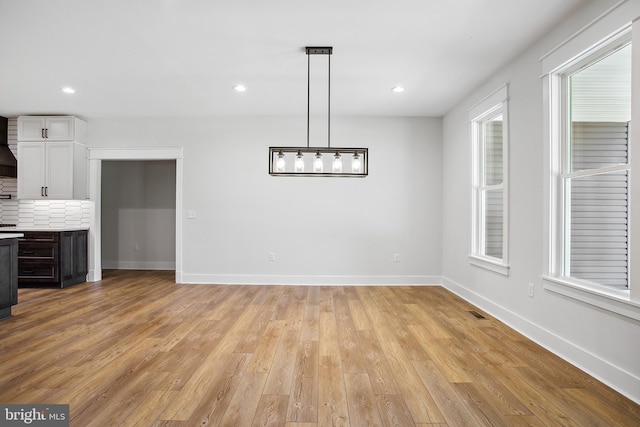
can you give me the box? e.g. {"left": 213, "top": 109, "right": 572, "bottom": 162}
{"left": 0, "top": 0, "right": 586, "bottom": 119}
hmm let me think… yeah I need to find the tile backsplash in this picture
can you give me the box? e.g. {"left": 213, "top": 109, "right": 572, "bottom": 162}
{"left": 0, "top": 178, "right": 93, "bottom": 228}
{"left": 0, "top": 117, "right": 93, "bottom": 228}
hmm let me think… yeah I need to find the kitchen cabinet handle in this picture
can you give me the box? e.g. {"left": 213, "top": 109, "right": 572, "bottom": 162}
{"left": 42, "top": 128, "right": 45, "bottom": 139}
{"left": 22, "top": 250, "right": 35, "bottom": 255}
{"left": 41, "top": 187, "right": 44, "bottom": 197}
{"left": 45, "top": 128, "right": 48, "bottom": 138}
{"left": 45, "top": 187, "right": 48, "bottom": 197}
{"left": 22, "top": 270, "right": 34, "bottom": 274}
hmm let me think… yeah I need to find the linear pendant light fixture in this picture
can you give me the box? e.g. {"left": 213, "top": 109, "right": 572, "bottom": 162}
{"left": 269, "top": 47, "right": 368, "bottom": 177}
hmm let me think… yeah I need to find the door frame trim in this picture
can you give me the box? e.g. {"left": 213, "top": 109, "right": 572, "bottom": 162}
{"left": 88, "top": 147, "right": 184, "bottom": 282}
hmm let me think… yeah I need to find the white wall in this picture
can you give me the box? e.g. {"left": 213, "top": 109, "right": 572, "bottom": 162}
{"left": 88, "top": 116, "right": 442, "bottom": 284}
{"left": 101, "top": 160, "right": 176, "bottom": 270}
{"left": 442, "top": 0, "right": 640, "bottom": 403}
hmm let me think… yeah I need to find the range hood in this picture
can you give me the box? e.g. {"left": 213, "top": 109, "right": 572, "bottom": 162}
{"left": 0, "top": 116, "right": 17, "bottom": 178}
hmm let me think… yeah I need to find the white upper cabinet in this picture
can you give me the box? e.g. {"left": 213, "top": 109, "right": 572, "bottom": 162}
{"left": 17, "top": 116, "right": 87, "bottom": 143}
{"left": 17, "top": 116, "right": 88, "bottom": 200}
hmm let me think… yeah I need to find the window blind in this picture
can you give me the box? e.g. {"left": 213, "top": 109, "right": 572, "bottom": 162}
{"left": 569, "top": 121, "right": 629, "bottom": 289}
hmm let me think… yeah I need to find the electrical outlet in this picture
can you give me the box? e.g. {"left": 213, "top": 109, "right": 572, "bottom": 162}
{"left": 528, "top": 283, "right": 535, "bottom": 298}
{"left": 269, "top": 252, "right": 276, "bottom": 261}
{"left": 394, "top": 253, "right": 400, "bottom": 262}
{"left": 187, "top": 210, "right": 197, "bottom": 219}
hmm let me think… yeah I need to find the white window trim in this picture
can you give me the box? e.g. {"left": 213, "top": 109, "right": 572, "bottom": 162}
{"left": 543, "top": 276, "right": 638, "bottom": 321}
{"left": 469, "top": 84, "right": 510, "bottom": 275}
{"left": 541, "top": 2, "right": 640, "bottom": 320}
{"left": 469, "top": 255, "right": 510, "bottom": 276}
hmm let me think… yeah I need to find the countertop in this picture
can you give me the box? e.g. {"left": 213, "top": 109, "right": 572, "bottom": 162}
{"left": 0, "top": 227, "right": 89, "bottom": 232}
{"left": 0, "top": 233, "right": 24, "bottom": 240}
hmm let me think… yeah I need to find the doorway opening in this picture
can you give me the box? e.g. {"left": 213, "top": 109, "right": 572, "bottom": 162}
{"left": 88, "top": 148, "right": 184, "bottom": 283}
{"left": 101, "top": 160, "right": 176, "bottom": 270}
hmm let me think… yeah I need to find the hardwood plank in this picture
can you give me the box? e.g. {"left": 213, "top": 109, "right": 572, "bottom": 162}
{"left": 218, "top": 371, "right": 268, "bottom": 426}
{"left": 263, "top": 328, "right": 300, "bottom": 395}
{"left": 319, "top": 311, "right": 341, "bottom": 357}
{"left": 452, "top": 382, "right": 515, "bottom": 426}
{"left": 347, "top": 299, "right": 370, "bottom": 331}
{"left": 357, "top": 329, "right": 402, "bottom": 396}
{"left": 81, "top": 370, "right": 169, "bottom": 427}
{"left": 377, "top": 339, "right": 446, "bottom": 424}
{"left": 333, "top": 294, "right": 368, "bottom": 374}
{"left": 164, "top": 352, "right": 250, "bottom": 424}
{"left": 344, "top": 373, "right": 384, "bottom": 426}
{"left": 411, "top": 358, "right": 486, "bottom": 427}
{"left": 286, "top": 340, "right": 319, "bottom": 423}
{"left": 488, "top": 364, "right": 582, "bottom": 426}
{"left": 356, "top": 287, "right": 399, "bottom": 343}
{"left": 300, "top": 303, "right": 320, "bottom": 341}
{"left": 318, "top": 355, "right": 350, "bottom": 427}
{"left": 319, "top": 287, "right": 334, "bottom": 313}
{"left": 235, "top": 309, "right": 274, "bottom": 353}
{"left": 373, "top": 394, "right": 416, "bottom": 427}
{"left": 252, "top": 394, "right": 290, "bottom": 427}
{"left": 247, "top": 319, "right": 286, "bottom": 372}
{"left": 564, "top": 387, "right": 640, "bottom": 427}
{"left": 121, "top": 391, "right": 179, "bottom": 427}
{"left": 0, "top": 271, "right": 637, "bottom": 426}
{"left": 407, "top": 325, "right": 474, "bottom": 383}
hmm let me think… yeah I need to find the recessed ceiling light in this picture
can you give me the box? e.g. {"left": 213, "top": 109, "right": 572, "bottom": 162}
{"left": 391, "top": 86, "right": 405, "bottom": 93}
{"left": 61, "top": 87, "right": 76, "bottom": 94}
{"left": 233, "top": 84, "right": 247, "bottom": 92}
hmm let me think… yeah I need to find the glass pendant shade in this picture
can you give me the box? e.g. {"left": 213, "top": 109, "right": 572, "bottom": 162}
{"left": 313, "top": 151, "right": 324, "bottom": 172}
{"left": 352, "top": 152, "right": 361, "bottom": 173}
{"left": 294, "top": 151, "right": 305, "bottom": 172}
{"left": 275, "top": 151, "right": 286, "bottom": 172}
{"left": 332, "top": 152, "right": 342, "bottom": 173}
{"left": 269, "top": 147, "right": 367, "bottom": 176}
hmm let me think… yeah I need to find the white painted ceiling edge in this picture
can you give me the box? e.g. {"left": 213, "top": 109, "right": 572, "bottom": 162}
{"left": 0, "top": 0, "right": 588, "bottom": 118}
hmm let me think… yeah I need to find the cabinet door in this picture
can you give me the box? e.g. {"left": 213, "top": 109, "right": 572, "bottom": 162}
{"left": 17, "top": 116, "right": 47, "bottom": 141}
{"left": 17, "top": 142, "right": 46, "bottom": 199}
{"left": 0, "top": 240, "right": 18, "bottom": 308}
{"left": 74, "top": 231, "right": 88, "bottom": 278}
{"left": 45, "top": 117, "right": 75, "bottom": 140}
{"left": 60, "top": 231, "right": 87, "bottom": 284}
{"left": 46, "top": 143, "right": 74, "bottom": 199}
{"left": 60, "top": 232, "right": 73, "bottom": 281}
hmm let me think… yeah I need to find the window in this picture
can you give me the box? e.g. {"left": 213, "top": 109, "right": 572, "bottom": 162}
{"left": 554, "top": 37, "right": 631, "bottom": 291}
{"left": 470, "top": 85, "right": 509, "bottom": 275}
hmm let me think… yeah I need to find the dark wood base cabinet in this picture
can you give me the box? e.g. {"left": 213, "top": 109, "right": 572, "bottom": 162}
{"left": 0, "top": 238, "right": 19, "bottom": 320}
{"left": 16, "top": 230, "right": 88, "bottom": 288}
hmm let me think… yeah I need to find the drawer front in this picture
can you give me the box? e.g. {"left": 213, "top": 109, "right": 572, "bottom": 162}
{"left": 18, "top": 263, "right": 58, "bottom": 281}
{"left": 20, "top": 232, "right": 59, "bottom": 243}
{"left": 18, "top": 243, "right": 57, "bottom": 260}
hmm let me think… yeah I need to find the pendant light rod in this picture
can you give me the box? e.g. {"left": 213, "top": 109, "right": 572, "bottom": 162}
{"left": 307, "top": 51, "right": 310, "bottom": 149}
{"left": 328, "top": 52, "right": 331, "bottom": 149}
{"left": 305, "top": 46, "right": 333, "bottom": 150}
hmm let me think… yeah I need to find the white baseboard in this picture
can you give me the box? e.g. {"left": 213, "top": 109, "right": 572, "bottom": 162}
{"left": 101, "top": 260, "right": 176, "bottom": 270}
{"left": 178, "top": 274, "right": 442, "bottom": 286}
{"left": 442, "top": 276, "right": 640, "bottom": 405}
{"left": 87, "top": 269, "right": 98, "bottom": 282}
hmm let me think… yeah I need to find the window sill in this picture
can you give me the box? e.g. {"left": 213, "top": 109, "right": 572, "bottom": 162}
{"left": 542, "top": 276, "right": 640, "bottom": 321}
{"left": 469, "top": 255, "right": 510, "bottom": 276}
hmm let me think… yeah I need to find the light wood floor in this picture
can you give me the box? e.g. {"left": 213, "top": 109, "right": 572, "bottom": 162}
{"left": 0, "top": 270, "right": 638, "bottom": 426}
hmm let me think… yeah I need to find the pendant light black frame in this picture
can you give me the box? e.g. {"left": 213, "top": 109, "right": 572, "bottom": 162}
{"left": 268, "top": 46, "right": 369, "bottom": 177}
